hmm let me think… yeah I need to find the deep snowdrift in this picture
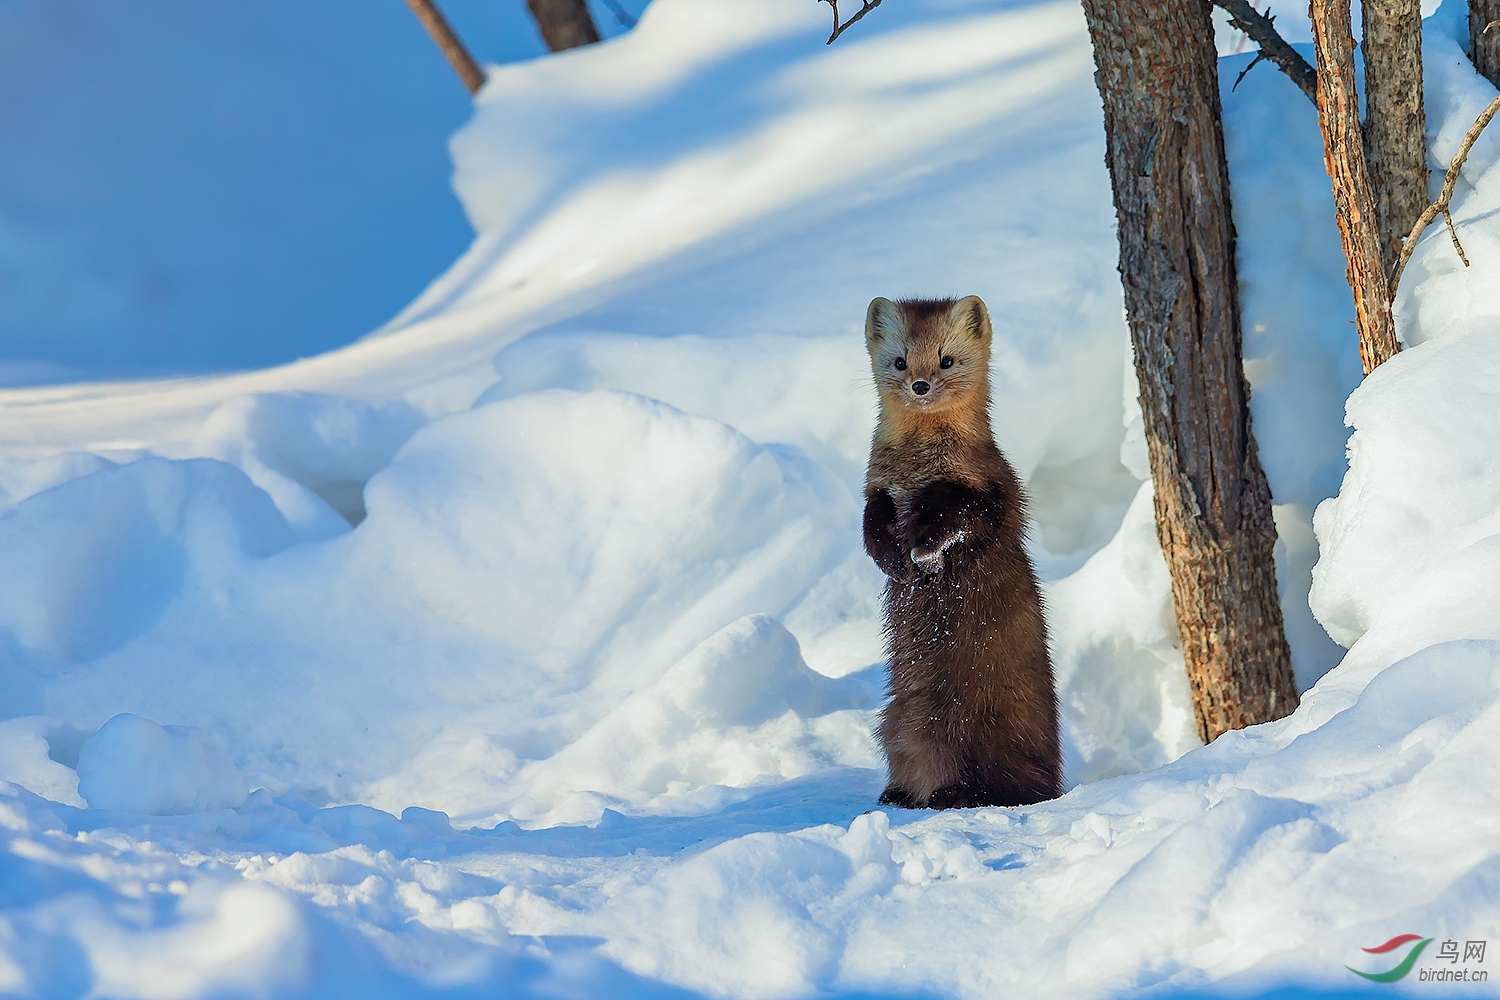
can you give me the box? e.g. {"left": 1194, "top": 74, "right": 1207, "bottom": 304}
{"left": 2, "top": 0, "right": 1499, "bottom": 996}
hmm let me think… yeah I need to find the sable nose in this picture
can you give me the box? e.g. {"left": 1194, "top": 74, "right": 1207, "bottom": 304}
{"left": 911, "top": 381, "right": 930, "bottom": 396}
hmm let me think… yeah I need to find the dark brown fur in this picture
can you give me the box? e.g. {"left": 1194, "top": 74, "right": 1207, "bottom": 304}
{"left": 862, "top": 295, "right": 1061, "bottom": 809}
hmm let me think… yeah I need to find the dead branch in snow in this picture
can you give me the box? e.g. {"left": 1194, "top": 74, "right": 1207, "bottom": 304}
{"left": 1391, "top": 92, "right": 1500, "bottom": 294}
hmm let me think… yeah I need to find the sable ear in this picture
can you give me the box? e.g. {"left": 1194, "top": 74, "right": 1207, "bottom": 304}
{"left": 951, "top": 295, "right": 991, "bottom": 343}
{"left": 866, "top": 296, "right": 902, "bottom": 346}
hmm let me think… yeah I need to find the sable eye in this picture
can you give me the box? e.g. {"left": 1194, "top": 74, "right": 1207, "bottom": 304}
{"left": 940, "top": 356, "right": 954, "bottom": 369}
{"left": 893, "top": 357, "right": 907, "bottom": 371}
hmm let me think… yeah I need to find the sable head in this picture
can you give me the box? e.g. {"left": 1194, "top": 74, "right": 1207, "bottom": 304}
{"left": 865, "top": 296, "right": 992, "bottom": 417}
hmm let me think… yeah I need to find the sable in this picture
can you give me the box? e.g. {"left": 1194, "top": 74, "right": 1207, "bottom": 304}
{"left": 862, "top": 296, "right": 1061, "bottom": 809}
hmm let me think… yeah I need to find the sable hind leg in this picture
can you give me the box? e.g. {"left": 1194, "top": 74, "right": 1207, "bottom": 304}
{"left": 923, "top": 741, "right": 1061, "bottom": 810}
{"left": 878, "top": 784, "right": 920, "bottom": 808}
{"left": 965, "top": 752, "right": 1062, "bottom": 808}
{"left": 877, "top": 702, "right": 962, "bottom": 809}
{"left": 925, "top": 754, "right": 991, "bottom": 810}
{"left": 928, "top": 777, "right": 1043, "bottom": 810}
{"left": 876, "top": 725, "right": 927, "bottom": 809}
{"left": 926, "top": 784, "right": 983, "bottom": 809}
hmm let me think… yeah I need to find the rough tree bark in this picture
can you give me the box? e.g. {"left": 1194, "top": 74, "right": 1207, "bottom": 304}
{"left": 1362, "top": 0, "right": 1428, "bottom": 272}
{"left": 1078, "top": 0, "right": 1299, "bottom": 743}
{"left": 527, "top": 0, "right": 602, "bottom": 51}
{"left": 1472, "top": 0, "right": 1500, "bottom": 87}
{"left": 404, "top": 0, "right": 486, "bottom": 95}
{"left": 1310, "top": 0, "right": 1402, "bottom": 373}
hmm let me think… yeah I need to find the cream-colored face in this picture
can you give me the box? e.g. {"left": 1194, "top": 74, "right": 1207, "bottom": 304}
{"left": 865, "top": 296, "right": 991, "bottom": 415}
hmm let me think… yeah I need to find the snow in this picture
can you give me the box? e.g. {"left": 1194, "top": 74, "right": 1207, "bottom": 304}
{"left": 1, "top": 0, "right": 1499, "bottom": 995}
{"left": 77, "top": 715, "right": 248, "bottom": 816}
{"left": 1313, "top": 299, "right": 1500, "bottom": 660}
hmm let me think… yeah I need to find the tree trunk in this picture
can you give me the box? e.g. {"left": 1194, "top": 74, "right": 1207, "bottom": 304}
{"left": 1310, "top": 0, "right": 1402, "bottom": 374}
{"left": 404, "top": 0, "right": 486, "bottom": 96}
{"left": 1362, "top": 0, "right": 1428, "bottom": 272}
{"left": 527, "top": 0, "right": 602, "bottom": 52}
{"left": 1473, "top": 0, "right": 1500, "bottom": 87}
{"left": 1079, "top": 0, "right": 1299, "bottom": 743}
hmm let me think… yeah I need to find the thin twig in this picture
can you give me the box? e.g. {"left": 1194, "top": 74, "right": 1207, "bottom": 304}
{"left": 1442, "top": 209, "right": 1470, "bottom": 266}
{"left": 404, "top": 0, "right": 486, "bottom": 96}
{"left": 821, "top": 0, "right": 882, "bottom": 44}
{"left": 1232, "top": 50, "right": 1269, "bottom": 92}
{"left": 1391, "top": 92, "right": 1500, "bottom": 295}
{"left": 598, "top": 0, "right": 637, "bottom": 28}
{"left": 1212, "top": 1, "right": 1318, "bottom": 104}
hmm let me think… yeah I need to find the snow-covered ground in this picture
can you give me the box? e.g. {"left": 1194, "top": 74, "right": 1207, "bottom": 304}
{"left": 2, "top": 0, "right": 1499, "bottom": 996}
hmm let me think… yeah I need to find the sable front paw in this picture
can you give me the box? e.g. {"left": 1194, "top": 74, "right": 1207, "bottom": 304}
{"left": 910, "top": 530, "right": 966, "bottom": 571}
{"left": 864, "top": 490, "right": 907, "bottom": 578}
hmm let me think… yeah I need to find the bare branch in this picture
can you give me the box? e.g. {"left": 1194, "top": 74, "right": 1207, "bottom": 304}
{"left": 404, "top": 0, "right": 486, "bottom": 96}
{"left": 1213, "top": 0, "right": 1318, "bottom": 104}
{"left": 821, "top": 0, "right": 882, "bottom": 44}
{"left": 599, "top": 0, "right": 638, "bottom": 29}
{"left": 1391, "top": 91, "right": 1500, "bottom": 294}
{"left": 1442, "top": 208, "right": 1470, "bottom": 266}
{"left": 1232, "top": 50, "right": 1269, "bottom": 92}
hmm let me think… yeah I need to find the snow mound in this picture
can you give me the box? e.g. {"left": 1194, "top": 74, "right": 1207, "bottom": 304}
{"left": 359, "top": 388, "right": 854, "bottom": 696}
{"left": 77, "top": 713, "right": 249, "bottom": 815}
{"left": 0, "top": 451, "right": 121, "bottom": 515}
{"left": 0, "top": 717, "right": 86, "bottom": 808}
{"left": 12, "top": 389, "right": 861, "bottom": 824}
{"left": 485, "top": 614, "right": 881, "bottom": 824}
{"left": 193, "top": 392, "right": 424, "bottom": 540}
{"left": 0, "top": 457, "right": 294, "bottom": 673}
{"left": 1312, "top": 330, "right": 1500, "bottom": 655}
{"left": 351, "top": 391, "right": 867, "bottom": 825}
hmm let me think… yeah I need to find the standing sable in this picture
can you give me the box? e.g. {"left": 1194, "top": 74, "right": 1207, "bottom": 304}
{"left": 1079, "top": 0, "right": 1298, "bottom": 742}
{"left": 863, "top": 296, "right": 1061, "bottom": 809}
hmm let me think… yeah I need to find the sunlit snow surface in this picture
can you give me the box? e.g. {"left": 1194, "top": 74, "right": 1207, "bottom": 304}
{"left": 1, "top": 0, "right": 1499, "bottom": 996}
